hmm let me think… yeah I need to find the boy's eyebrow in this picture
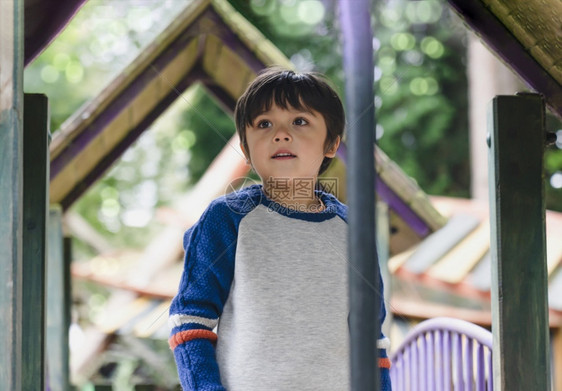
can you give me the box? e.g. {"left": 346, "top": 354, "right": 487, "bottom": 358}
{"left": 253, "top": 108, "right": 317, "bottom": 117}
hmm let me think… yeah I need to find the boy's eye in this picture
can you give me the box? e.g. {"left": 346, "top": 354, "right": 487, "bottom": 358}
{"left": 293, "top": 117, "right": 308, "bottom": 126}
{"left": 257, "top": 120, "right": 272, "bottom": 128}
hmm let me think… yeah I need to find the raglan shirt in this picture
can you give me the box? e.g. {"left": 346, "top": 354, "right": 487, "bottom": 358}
{"left": 169, "top": 184, "right": 391, "bottom": 391}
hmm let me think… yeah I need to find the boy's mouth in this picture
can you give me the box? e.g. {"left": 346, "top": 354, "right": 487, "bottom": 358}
{"left": 271, "top": 151, "right": 297, "bottom": 159}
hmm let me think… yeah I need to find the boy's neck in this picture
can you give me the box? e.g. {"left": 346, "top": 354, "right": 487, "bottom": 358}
{"left": 262, "top": 177, "right": 324, "bottom": 212}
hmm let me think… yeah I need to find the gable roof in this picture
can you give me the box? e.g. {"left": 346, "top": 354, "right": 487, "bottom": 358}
{"left": 389, "top": 196, "right": 562, "bottom": 326}
{"left": 448, "top": 0, "right": 562, "bottom": 119}
{"left": 24, "top": 0, "right": 86, "bottom": 65}
{"left": 48, "top": 0, "right": 445, "bottom": 248}
{"left": 48, "top": 0, "right": 290, "bottom": 209}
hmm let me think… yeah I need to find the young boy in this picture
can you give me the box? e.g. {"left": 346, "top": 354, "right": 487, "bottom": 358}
{"left": 168, "top": 68, "right": 391, "bottom": 390}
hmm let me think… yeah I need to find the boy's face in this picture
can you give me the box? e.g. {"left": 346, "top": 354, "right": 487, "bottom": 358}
{"left": 240, "top": 104, "right": 340, "bottom": 186}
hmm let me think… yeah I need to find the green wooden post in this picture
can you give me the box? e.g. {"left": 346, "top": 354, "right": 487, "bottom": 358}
{"left": 22, "top": 94, "right": 50, "bottom": 390}
{"left": 47, "top": 206, "right": 72, "bottom": 391}
{"left": 0, "top": 0, "right": 24, "bottom": 390}
{"left": 488, "top": 94, "right": 550, "bottom": 390}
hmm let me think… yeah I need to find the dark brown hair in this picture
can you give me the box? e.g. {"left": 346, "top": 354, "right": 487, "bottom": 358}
{"left": 235, "top": 67, "right": 345, "bottom": 175}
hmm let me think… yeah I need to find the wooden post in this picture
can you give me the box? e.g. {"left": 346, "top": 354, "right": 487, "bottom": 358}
{"left": 22, "top": 94, "right": 50, "bottom": 390}
{"left": 0, "top": 0, "right": 24, "bottom": 389}
{"left": 47, "top": 207, "right": 72, "bottom": 391}
{"left": 488, "top": 94, "right": 550, "bottom": 390}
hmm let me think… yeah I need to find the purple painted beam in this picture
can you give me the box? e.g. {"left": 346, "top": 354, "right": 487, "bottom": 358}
{"left": 205, "top": 10, "right": 268, "bottom": 74}
{"left": 58, "top": 67, "right": 205, "bottom": 209}
{"left": 50, "top": 17, "right": 210, "bottom": 180}
{"left": 336, "top": 141, "right": 431, "bottom": 237}
{"left": 24, "top": 0, "right": 86, "bottom": 66}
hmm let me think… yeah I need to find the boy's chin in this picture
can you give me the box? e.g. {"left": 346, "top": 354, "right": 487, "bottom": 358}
{"left": 261, "top": 175, "right": 318, "bottom": 183}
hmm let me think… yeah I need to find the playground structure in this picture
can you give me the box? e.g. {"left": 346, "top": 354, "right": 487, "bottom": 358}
{"left": 2, "top": 0, "right": 562, "bottom": 390}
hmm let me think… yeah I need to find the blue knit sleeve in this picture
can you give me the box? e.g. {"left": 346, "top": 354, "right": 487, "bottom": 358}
{"left": 168, "top": 199, "right": 239, "bottom": 390}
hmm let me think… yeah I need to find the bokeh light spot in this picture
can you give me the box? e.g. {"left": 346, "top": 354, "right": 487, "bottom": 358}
{"left": 410, "top": 77, "right": 429, "bottom": 95}
{"left": 280, "top": 3, "right": 300, "bottom": 25}
{"left": 551, "top": 172, "right": 562, "bottom": 189}
{"left": 66, "top": 61, "right": 84, "bottom": 84}
{"left": 421, "top": 37, "right": 445, "bottom": 58}
{"left": 380, "top": 76, "right": 398, "bottom": 95}
{"left": 391, "top": 32, "right": 416, "bottom": 51}
{"left": 250, "top": 0, "right": 276, "bottom": 16}
{"left": 53, "top": 53, "right": 70, "bottom": 71}
{"left": 297, "top": 1, "right": 325, "bottom": 25}
{"left": 41, "top": 65, "right": 59, "bottom": 83}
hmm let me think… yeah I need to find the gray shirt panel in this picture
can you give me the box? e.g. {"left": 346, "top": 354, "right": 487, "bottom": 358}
{"left": 216, "top": 204, "right": 349, "bottom": 391}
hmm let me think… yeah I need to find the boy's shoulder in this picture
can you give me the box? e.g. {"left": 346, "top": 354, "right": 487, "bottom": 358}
{"left": 317, "top": 190, "right": 347, "bottom": 222}
{"left": 207, "top": 184, "right": 264, "bottom": 217}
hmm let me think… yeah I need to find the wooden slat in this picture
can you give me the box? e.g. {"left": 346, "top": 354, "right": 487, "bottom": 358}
{"left": 403, "top": 214, "right": 480, "bottom": 274}
{"left": 51, "top": 39, "right": 200, "bottom": 205}
{"left": 488, "top": 94, "right": 550, "bottom": 391}
{"left": 466, "top": 252, "right": 492, "bottom": 292}
{"left": 46, "top": 207, "right": 71, "bottom": 391}
{"left": 212, "top": 42, "right": 254, "bottom": 99}
{"left": 547, "top": 214, "right": 562, "bottom": 276}
{"left": 548, "top": 268, "right": 562, "bottom": 312}
{"left": 427, "top": 222, "right": 490, "bottom": 284}
{"left": 133, "top": 301, "right": 171, "bottom": 338}
{"left": 156, "top": 38, "right": 199, "bottom": 101}
{"left": 375, "top": 146, "right": 446, "bottom": 232}
{"left": 202, "top": 33, "right": 224, "bottom": 78}
{"left": 211, "top": 0, "right": 292, "bottom": 69}
{"left": 22, "top": 94, "right": 49, "bottom": 391}
{"left": 95, "top": 297, "right": 152, "bottom": 334}
{"left": 0, "top": 1, "right": 23, "bottom": 388}
{"left": 388, "top": 246, "right": 418, "bottom": 274}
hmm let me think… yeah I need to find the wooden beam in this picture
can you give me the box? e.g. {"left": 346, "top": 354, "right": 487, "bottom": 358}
{"left": 46, "top": 207, "right": 71, "bottom": 390}
{"left": 22, "top": 94, "right": 49, "bottom": 390}
{"left": 488, "top": 94, "right": 550, "bottom": 390}
{"left": 0, "top": 1, "right": 24, "bottom": 389}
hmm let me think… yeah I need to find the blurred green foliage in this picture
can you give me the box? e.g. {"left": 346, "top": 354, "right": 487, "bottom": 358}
{"left": 232, "top": 0, "right": 470, "bottom": 196}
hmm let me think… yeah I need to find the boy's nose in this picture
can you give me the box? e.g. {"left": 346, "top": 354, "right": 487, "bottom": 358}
{"left": 274, "top": 135, "right": 291, "bottom": 142}
{"left": 273, "top": 127, "right": 292, "bottom": 142}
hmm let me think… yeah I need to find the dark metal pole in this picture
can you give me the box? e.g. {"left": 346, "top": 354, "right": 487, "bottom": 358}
{"left": 339, "top": 1, "right": 380, "bottom": 390}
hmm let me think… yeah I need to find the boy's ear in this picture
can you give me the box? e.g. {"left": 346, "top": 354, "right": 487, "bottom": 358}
{"left": 240, "top": 142, "right": 251, "bottom": 164}
{"left": 324, "top": 136, "right": 341, "bottom": 158}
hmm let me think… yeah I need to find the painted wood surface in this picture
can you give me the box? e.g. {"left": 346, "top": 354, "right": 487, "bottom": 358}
{"left": 22, "top": 93, "right": 49, "bottom": 390}
{"left": 47, "top": 207, "right": 71, "bottom": 391}
{"left": 0, "top": 1, "right": 23, "bottom": 389}
{"left": 488, "top": 94, "right": 550, "bottom": 390}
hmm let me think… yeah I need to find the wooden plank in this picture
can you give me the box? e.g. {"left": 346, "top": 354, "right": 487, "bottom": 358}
{"left": 403, "top": 214, "right": 480, "bottom": 274}
{"left": 46, "top": 207, "right": 71, "bottom": 391}
{"left": 467, "top": 251, "right": 492, "bottom": 292}
{"left": 548, "top": 268, "right": 562, "bottom": 312}
{"left": 0, "top": 1, "right": 23, "bottom": 389}
{"left": 488, "top": 94, "right": 550, "bottom": 390}
{"left": 22, "top": 94, "right": 49, "bottom": 391}
{"left": 546, "top": 213, "right": 562, "bottom": 275}
{"left": 387, "top": 245, "right": 417, "bottom": 274}
{"left": 427, "top": 221, "right": 490, "bottom": 284}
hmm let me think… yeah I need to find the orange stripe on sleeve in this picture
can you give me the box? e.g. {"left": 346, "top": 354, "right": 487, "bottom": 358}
{"left": 169, "top": 329, "right": 218, "bottom": 350}
{"left": 379, "top": 357, "right": 391, "bottom": 369}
